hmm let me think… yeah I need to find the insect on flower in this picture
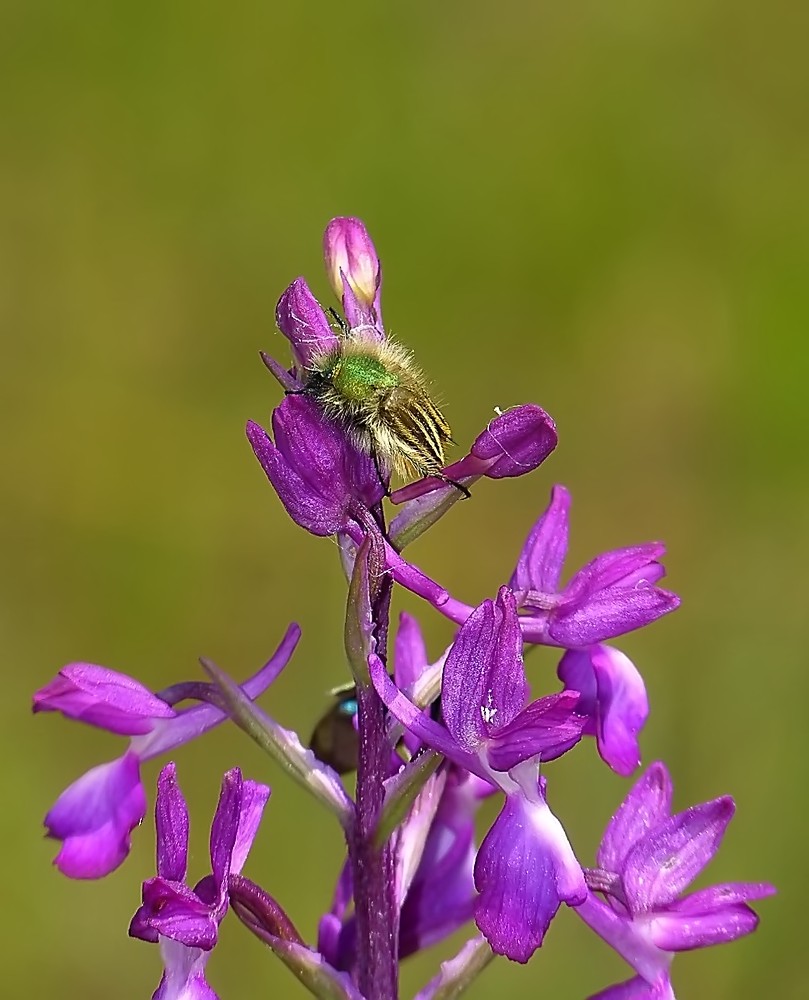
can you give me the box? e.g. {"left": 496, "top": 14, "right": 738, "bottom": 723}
{"left": 298, "top": 310, "right": 470, "bottom": 497}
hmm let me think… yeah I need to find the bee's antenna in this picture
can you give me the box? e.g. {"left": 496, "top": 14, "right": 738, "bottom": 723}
{"left": 327, "top": 307, "right": 350, "bottom": 335}
{"left": 371, "top": 449, "right": 392, "bottom": 499}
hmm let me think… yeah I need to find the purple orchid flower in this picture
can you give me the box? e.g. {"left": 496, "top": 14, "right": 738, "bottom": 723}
{"left": 428, "top": 484, "right": 679, "bottom": 648}
{"left": 323, "top": 216, "right": 384, "bottom": 335}
{"left": 33, "top": 624, "right": 298, "bottom": 878}
{"left": 370, "top": 587, "right": 588, "bottom": 962}
{"left": 558, "top": 643, "right": 649, "bottom": 776}
{"left": 510, "top": 484, "right": 679, "bottom": 646}
{"left": 130, "top": 763, "right": 270, "bottom": 1000}
{"left": 576, "top": 762, "right": 775, "bottom": 998}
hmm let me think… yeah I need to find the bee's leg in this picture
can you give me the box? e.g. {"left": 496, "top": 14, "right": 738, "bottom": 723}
{"left": 435, "top": 474, "right": 471, "bottom": 499}
{"left": 284, "top": 388, "right": 307, "bottom": 395}
{"left": 371, "top": 449, "right": 392, "bottom": 498}
{"left": 326, "top": 307, "right": 350, "bottom": 335}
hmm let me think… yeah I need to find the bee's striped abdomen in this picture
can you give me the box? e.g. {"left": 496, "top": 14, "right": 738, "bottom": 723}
{"left": 382, "top": 387, "right": 452, "bottom": 477}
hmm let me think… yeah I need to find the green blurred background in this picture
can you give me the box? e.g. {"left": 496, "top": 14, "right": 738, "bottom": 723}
{"left": 3, "top": 1, "right": 806, "bottom": 997}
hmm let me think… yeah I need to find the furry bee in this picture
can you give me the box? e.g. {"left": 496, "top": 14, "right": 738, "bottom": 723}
{"left": 302, "top": 317, "right": 468, "bottom": 495}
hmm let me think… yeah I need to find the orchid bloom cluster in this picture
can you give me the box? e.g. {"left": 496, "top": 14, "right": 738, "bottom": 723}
{"left": 34, "top": 218, "right": 773, "bottom": 1000}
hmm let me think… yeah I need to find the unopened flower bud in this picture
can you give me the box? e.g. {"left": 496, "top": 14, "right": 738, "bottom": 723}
{"left": 323, "top": 217, "right": 383, "bottom": 331}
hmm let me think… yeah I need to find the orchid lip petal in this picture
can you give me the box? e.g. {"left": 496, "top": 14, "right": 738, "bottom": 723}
{"left": 45, "top": 752, "right": 146, "bottom": 879}
{"left": 152, "top": 938, "right": 218, "bottom": 1000}
{"left": 558, "top": 645, "right": 649, "bottom": 776}
{"left": 473, "top": 792, "right": 585, "bottom": 962}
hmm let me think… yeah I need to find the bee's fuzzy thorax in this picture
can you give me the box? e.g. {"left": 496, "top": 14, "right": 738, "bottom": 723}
{"left": 302, "top": 332, "right": 453, "bottom": 482}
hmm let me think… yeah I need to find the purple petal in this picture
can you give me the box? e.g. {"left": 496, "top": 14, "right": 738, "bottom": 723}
{"left": 549, "top": 586, "right": 680, "bottom": 647}
{"left": 441, "top": 588, "right": 527, "bottom": 752}
{"left": 400, "top": 770, "right": 478, "bottom": 958}
{"left": 510, "top": 485, "right": 570, "bottom": 595}
{"left": 132, "top": 877, "right": 219, "bottom": 950}
{"left": 651, "top": 903, "right": 761, "bottom": 952}
{"left": 599, "top": 762, "right": 673, "bottom": 874}
{"left": 474, "top": 793, "right": 585, "bottom": 962}
{"left": 45, "top": 751, "right": 146, "bottom": 879}
{"left": 670, "top": 881, "right": 777, "bottom": 911}
{"left": 589, "top": 974, "right": 674, "bottom": 1000}
{"left": 33, "top": 665, "right": 175, "bottom": 735}
{"left": 623, "top": 797, "right": 735, "bottom": 913}
{"left": 231, "top": 779, "right": 271, "bottom": 875}
{"left": 209, "top": 770, "right": 243, "bottom": 890}
{"left": 394, "top": 612, "right": 429, "bottom": 691}
{"left": 155, "top": 763, "right": 189, "bottom": 882}
{"left": 247, "top": 398, "right": 383, "bottom": 536}
{"left": 275, "top": 277, "right": 339, "bottom": 369}
{"left": 486, "top": 691, "right": 586, "bottom": 771}
{"left": 564, "top": 545, "right": 668, "bottom": 602}
{"left": 649, "top": 881, "right": 776, "bottom": 951}
{"left": 153, "top": 940, "right": 218, "bottom": 1000}
{"left": 558, "top": 645, "right": 648, "bottom": 776}
{"left": 369, "top": 654, "right": 486, "bottom": 780}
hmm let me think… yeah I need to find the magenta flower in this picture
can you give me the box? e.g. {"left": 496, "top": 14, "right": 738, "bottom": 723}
{"left": 371, "top": 587, "right": 588, "bottom": 961}
{"left": 576, "top": 762, "right": 775, "bottom": 997}
{"left": 33, "top": 624, "right": 298, "bottom": 878}
{"left": 510, "top": 485, "right": 679, "bottom": 646}
{"left": 130, "top": 764, "right": 270, "bottom": 999}
{"left": 323, "top": 216, "right": 384, "bottom": 335}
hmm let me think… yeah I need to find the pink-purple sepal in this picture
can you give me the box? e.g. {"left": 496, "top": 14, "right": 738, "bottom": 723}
{"left": 247, "top": 396, "right": 383, "bottom": 537}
